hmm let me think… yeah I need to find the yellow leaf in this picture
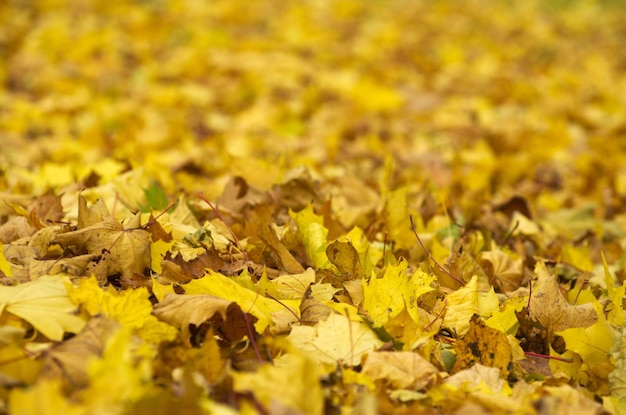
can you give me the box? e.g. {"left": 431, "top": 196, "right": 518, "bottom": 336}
{"left": 233, "top": 353, "right": 324, "bottom": 415}
{"left": 385, "top": 187, "right": 415, "bottom": 250}
{"left": 361, "top": 351, "right": 438, "bottom": 391}
{"left": 151, "top": 279, "right": 176, "bottom": 302}
{"left": 529, "top": 262, "right": 597, "bottom": 339}
{"left": 54, "top": 215, "right": 151, "bottom": 281}
{"left": 79, "top": 327, "right": 153, "bottom": 412}
{"left": 558, "top": 301, "right": 618, "bottom": 385}
{"left": 443, "top": 275, "right": 499, "bottom": 337}
{"left": 68, "top": 276, "right": 177, "bottom": 344}
{"left": 184, "top": 270, "right": 299, "bottom": 333}
{"left": 9, "top": 380, "right": 86, "bottom": 415}
{"left": 289, "top": 205, "right": 329, "bottom": 269}
{"left": 362, "top": 259, "right": 435, "bottom": 328}
{"left": 0, "top": 243, "right": 13, "bottom": 277}
{"left": 602, "top": 251, "right": 625, "bottom": 326}
{"left": 485, "top": 295, "right": 527, "bottom": 335}
{"left": 286, "top": 313, "right": 384, "bottom": 368}
{"left": 150, "top": 238, "right": 174, "bottom": 274}
{"left": 362, "top": 260, "right": 407, "bottom": 327}
{"left": 0, "top": 275, "right": 85, "bottom": 341}
{"left": 453, "top": 315, "right": 517, "bottom": 379}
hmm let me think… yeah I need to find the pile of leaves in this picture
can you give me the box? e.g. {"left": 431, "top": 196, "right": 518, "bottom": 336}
{"left": 1, "top": 0, "right": 626, "bottom": 413}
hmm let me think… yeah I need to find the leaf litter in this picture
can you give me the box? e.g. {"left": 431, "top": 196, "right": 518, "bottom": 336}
{"left": 1, "top": 0, "right": 626, "bottom": 414}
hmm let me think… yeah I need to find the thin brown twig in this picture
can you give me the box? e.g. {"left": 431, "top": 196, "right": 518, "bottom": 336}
{"left": 409, "top": 214, "right": 464, "bottom": 286}
{"left": 524, "top": 351, "right": 573, "bottom": 363}
{"left": 264, "top": 293, "right": 301, "bottom": 322}
{"left": 198, "top": 192, "right": 249, "bottom": 263}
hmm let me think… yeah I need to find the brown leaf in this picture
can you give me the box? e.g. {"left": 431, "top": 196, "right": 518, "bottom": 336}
{"left": 40, "top": 317, "right": 120, "bottom": 392}
{"left": 77, "top": 195, "right": 110, "bottom": 229}
{"left": 361, "top": 351, "right": 438, "bottom": 391}
{"left": 28, "top": 193, "right": 63, "bottom": 227}
{"left": 453, "top": 314, "right": 519, "bottom": 379}
{"left": 153, "top": 293, "right": 257, "bottom": 347}
{"left": 299, "top": 284, "right": 332, "bottom": 325}
{"left": 258, "top": 224, "right": 305, "bottom": 274}
{"left": 529, "top": 262, "right": 597, "bottom": 341}
{"left": 326, "top": 240, "right": 363, "bottom": 281}
{"left": 54, "top": 215, "right": 151, "bottom": 281}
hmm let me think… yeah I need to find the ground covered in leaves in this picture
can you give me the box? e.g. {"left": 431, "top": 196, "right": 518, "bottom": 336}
{"left": 1, "top": 0, "right": 626, "bottom": 414}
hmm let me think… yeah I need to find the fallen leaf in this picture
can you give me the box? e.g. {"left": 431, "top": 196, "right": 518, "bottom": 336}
{"left": 233, "top": 353, "right": 324, "bottom": 415}
{"left": 0, "top": 275, "right": 85, "bottom": 341}
{"left": 67, "top": 276, "right": 177, "bottom": 344}
{"left": 55, "top": 215, "right": 151, "bottom": 282}
{"left": 40, "top": 317, "right": 120, "bottom": 391}
{"left": 153, "top": 293, "right": 257, "bottom": 347}
{"left": 287, "top": 313, "right": 384, "bottom": 367}
{"left": 361, "top": 351, "right": 438, "bottom": 391}
{"left": 528, "top": 262, "right": 597, "bottom": 343}
{"left": 443, "top": 275, "right": 499, "bottom": 337}
{"left": 326, "top": 239, "right": 363, "bottom": 281}
{"left": 452, "top": 314, "right": 519, "bottom": 379}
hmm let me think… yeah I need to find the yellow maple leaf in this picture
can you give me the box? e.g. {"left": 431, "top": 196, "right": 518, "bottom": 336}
{"left": 67, "top": 276, "right": 177, "bottom": 344}
{"left": 361, "top": 351, "right": 438, "bottom": 391}
{"left": 184, "top": 269, "right": 299, "bottom": 333}
{"left": 443, "top": 275, "right": 499, "bottom": 337}
{"left": 233, "top": 352, "right": 324, "bottom": 415}
{"left": 557, "top": 301, "right": 618, "bottom": 390}
{"left": 0, "top": 275, "right": 85, "bottom": 341}
{"left": 9, "top": 379, "right": 87, "bottom": 415}
{"left": 362, "top": 259, "right": 435, "bottom": 327}
{"left": 286, "top": 313, "right": 384, "bottom": 368}
{"left": 79, "top": 327, "right": 154, "bottom": 413}
{"left": 0, "top": 243, "right": 13, "bottom": 277}
{"left": 289, "top": 205, "right": 329, "bottom": 269}
{"left": 54, "top": 214, "right": 151, "bottom": 282}
{"left": 602, "top": 251, "right": 625, "bottom": 326}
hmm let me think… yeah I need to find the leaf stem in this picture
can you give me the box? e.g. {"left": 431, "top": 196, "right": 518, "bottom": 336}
{"left": 524, "top": 351, "right": 573, "bottom": 363}
{"left": 409, "top": 214, "right": 464, "bottom": 286}
{"left": 198, "top": 192, "right": 249, "bottom": 263}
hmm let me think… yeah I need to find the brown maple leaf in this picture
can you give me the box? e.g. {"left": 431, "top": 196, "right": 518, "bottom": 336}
{"left": 54, "top": 214, "right": 151, "bottom": 284}
{"left": 521, "top": 261, "right": 597, "bottom": 353}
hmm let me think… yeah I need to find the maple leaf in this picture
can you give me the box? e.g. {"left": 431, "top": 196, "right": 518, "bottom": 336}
{"left": 54, "top": 214, "right": 151, "bottom": 283}
{"left": 233, "top": 352, "right": 324, "bottom": 415}
{"left": 362, "top": 259, "right": 435, "bottom": 327}
{"left": 453, "top": 314, "right": 522, "bottom": 380}
{"left": 153, "top": 293, "right": 257, "bottom": 348}
{"left": 556, "top": 301, "right": 618, "bottom": 394}
{"left": 0, "top": 275, "right": 85, "bottom": 341}
{"left": 326, "top": 239, "right": 362, "bottom": 279}
{"left": 40, "top": 317, "right": 120, "bottom": 391}
{"left": 286, "top": 313, "right": 384, "bottom": 367}
{"left": 443, "top": 275, "right": 499, "bottom": 337}
{"left": 67, "top": 276, "right": 177, "bottom": 344}
{"left": 361, "top": 351, "right": 438, "bottom": 391}
{"left": 290, "top": 205, "right": 329, "bottom": 269}
{"left": 183, "top": 269, "right": 299, "bottom": 333}
{"left": 528, "top": 262, "right": 597, "bottom": 341}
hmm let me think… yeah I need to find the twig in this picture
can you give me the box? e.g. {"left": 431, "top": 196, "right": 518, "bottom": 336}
{"left": 409, "top": 214, "right": 464, "bottom": 286}
{"left": 524, "top": 351, "right": 573, "bottom": 363}
{"left": 198, "top": 192, "right": 249, "bottom": 263}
